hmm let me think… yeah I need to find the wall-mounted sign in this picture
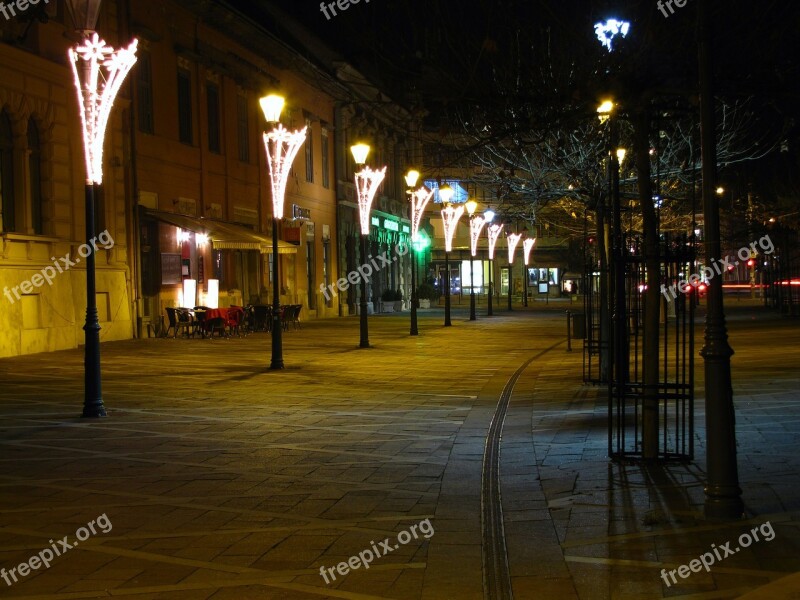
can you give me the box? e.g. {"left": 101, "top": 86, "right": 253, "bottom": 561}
{"left": 371, "top": 216, "right": 380, "bottom": 227}
{"left": 292, "top": 204, "right": 311, "bottom": 221}
{"left": 383, "top": 219, "right": 399, "bottom": 232}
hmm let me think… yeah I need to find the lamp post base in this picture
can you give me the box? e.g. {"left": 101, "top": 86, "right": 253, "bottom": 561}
{"left": 360, "top": 234, "right": 370, "bottom": 347}
{"left": 270, "top": 217, "right": 284, "bottom": 370}
{"left": 410, "top": 249, "right": 418, "bottom": 336}
{"left": 82, "top": 183, "right": 105, "bottom": 418}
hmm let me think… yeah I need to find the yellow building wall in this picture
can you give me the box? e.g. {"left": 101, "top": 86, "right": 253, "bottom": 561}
{"left": 130, "top": 0, "right": 339, "bottom": 320}
{"left": 0, "top": 4, "right": 134, "bottom": 358}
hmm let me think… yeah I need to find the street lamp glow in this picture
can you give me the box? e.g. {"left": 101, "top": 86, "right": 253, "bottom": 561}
{"left": 465, "top": 199, "right": 478, "bottom": 216}
{"left": 70, "top": 33, "right": 138, "bottom": 184}
{"left": 259, "top": 94, "right": 285, "bottom": 124}
{"left": 716, "top": 186, "right": 725, "bottom": 195}
{"left": 351, "top": 143, "right": 370, "bottom": 166}
{"left": 484, "top": 209, "right": 495, "bottom": 223}
{"left": 441, "top": 203, "right": 464, "bottom": 252}
{"left": 616, "top": 148, "right": 627, "bottom": 163}
{"left": 405, "top": 169, "right": 420, "bottom": 188}
{"left": 409, "top": 186, "right": 433, "bottom": 242}
{"left": 507, "top": 232, "right": 522, "bottom": 264}
{"left": 355, "top": 166, "right": 387, "bottom": 235}
{"left": 439, "top": 183, "right": 454, "bottom": 204}
{"left": 523, "top": 237, "right": 536, "bottom": 265}
{"left": 487, "top": 223, "right": 504, "bottom": 260}
{"left": 469, "top": 215, "right": 486, "bottom": 257}
{"left": 594, "top": 18, "right": 630, "bottom": 52}
{"left": 263, "top": 125, "right": 307, "bottom": 220}
{"left": 597, "top": 99, "right": 614, "bottom": 123}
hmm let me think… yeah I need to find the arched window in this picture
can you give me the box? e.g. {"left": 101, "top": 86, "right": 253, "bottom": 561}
{"left": 28, "top": 119, "right": 43, "bottom": 235}
{"left": 0, "top": 110, "right": 14, "bottom": 232}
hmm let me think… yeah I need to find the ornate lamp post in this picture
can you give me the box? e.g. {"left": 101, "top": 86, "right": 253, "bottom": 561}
{"left": 352, "top": 143, "right": 387, "bottom": 348}
{"left": 67, "top": 0, "right": 138, "bottom": 417}
{"left": 405, "top": 170, "right": 433, "bottom": 336}
{"left": 506, "top": 232, "right": 522, "bottom": 311}
{"left": 486, "top": 217, "right": 502, "bottom": 316}
{"left": 260, "top": 95, "right": 307, "bottom": 369}
{"left": 465, "top": 199, "right": 486, "bottom": 321}
{"left": 522, "top": 237, "right": 536, "bottom": 306}
{"left": 439, "top": 185, "right": 463, "bottom": 327}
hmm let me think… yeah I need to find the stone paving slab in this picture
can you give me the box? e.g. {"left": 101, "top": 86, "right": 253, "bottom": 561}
{"left": 0, "top": 306, "right": 797, "bottom": 599}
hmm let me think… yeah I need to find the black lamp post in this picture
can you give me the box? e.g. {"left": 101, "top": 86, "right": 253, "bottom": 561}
{"left": 523, "top": 237, "right": 536, "bottom": 308}
{"left": 439, "top": 185, "right": 462, "bottom": 327}
{"left": 465, "top": 199, "right": 485, "bottom": 321}
{"left": 260, "top": 95, "right": 307, "bottom": 370}
{"left": 507, "top": 232, "right": 522, "bottom": 311}
{"left": 405, "top": 171, "right": 433, "bottom": 336}
{"left": 67, "top": 0, "right": 138, "bottom": 417}
{"left": 698, "top": 0, "right": 742, "bottom": 519}
{"left": 352, "top": 143, "right": 387, "bottom": 348}
{"left": 486, "top": 215, "right": 500, "bottom": 317}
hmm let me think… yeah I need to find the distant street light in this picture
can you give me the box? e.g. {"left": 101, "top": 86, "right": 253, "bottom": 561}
{"left": 352, "top": 143, "right": 387, "bottom": 347}
{"left": 486, "top": 219, "right": 503, "bottom": 316}
{"left": 67, "top": 0, "right": 138, "bottom": 417}
{"left": 406, "top": 170, "right": 433, "bottom": 336}
{"left": 465, "top": 199, "right": 486, "bottom": 321}
{"left": 260, "top": 94, "right": 307, "bottom": 369}
{"left": 522, "top": 237, "right": 536, "bottom": 307}
{"left": 439, "top": 186, "right": 463, "bottom": 327}
{"left": 506, "top": 232, "right": 522, "bottom": 311}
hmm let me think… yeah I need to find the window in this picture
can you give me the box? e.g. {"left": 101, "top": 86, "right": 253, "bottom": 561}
{"left": 136, "top": 51, "right": 154, "bottom": 134}
{"left": 177, "top": 67, "right": 193, "bottom": 144}
{"left": 0, "top": 110, "right": 14, "bottom": 232}
{"left": 304, "top": 117, "right": 313, "bottom": 183}
{"left": 321, "top": 126, "right": 330, "bottom": 188}
{"left": 28, "top": 120, "right": 42, "bottom": 235}
{"left": 206, "top": 83, "right": 221, "bottom": 153}
{"left": 237, "top": 94, "right": 249, "bottom": 162}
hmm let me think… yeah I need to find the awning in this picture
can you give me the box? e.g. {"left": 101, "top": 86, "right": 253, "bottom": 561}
{"left": 144, "top": 209, "right": 297, "bottom": 254}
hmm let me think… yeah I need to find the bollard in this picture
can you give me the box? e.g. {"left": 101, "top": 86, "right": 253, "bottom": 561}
{"left": 566, "top": 310, "right": 572, "bottom": 352}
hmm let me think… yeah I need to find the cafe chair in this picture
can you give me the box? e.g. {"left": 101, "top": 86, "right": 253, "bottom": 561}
{"left": 165, "top": 307, "right": 195, "bottom": 338}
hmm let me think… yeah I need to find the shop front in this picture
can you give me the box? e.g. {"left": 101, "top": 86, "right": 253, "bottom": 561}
{"left": 139, "top": 209, "right": 296, "bottom": 335}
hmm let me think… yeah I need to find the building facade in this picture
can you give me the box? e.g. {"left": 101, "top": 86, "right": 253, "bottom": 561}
{"left": 0, "top": 0, "right": 419, "bottom": 357}
{"left": 0, "top": 1, "right": 133, "bottom": 358}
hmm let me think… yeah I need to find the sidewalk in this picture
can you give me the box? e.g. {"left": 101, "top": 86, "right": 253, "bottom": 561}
{"left": 0, "top": 306, "right": 797, "bottom": 599}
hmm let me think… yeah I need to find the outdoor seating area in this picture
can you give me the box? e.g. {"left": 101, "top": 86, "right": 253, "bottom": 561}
{"left": 162, "top": 304, "right": 303, "bottom": 339}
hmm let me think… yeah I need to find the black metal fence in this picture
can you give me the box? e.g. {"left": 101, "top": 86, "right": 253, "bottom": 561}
{"left": 600, "top": 234, "right": 695, "bottom": 461}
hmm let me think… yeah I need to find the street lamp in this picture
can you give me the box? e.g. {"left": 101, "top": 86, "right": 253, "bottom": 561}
{"left": 465, "top": 199, "right": 486, "bottom": 321}
{"left": 506, "top": 232, "right": 522, "bottom": 311}
{"left": 439, "top": 185, "right": 462, "bottom": 327}
{"left": 486, "top": 217, "right": 502, "bottom": 317}
{"left": 67, "top": 0, "right": 138, "bottom": 417}
{"left": 260, "top": 94, "right": 307, "bottom": 369}
{"left": 352, "top": 143, "right": 387, "bottom": 347}
{"left": 406, "top": 170, "right": 433, "bottom": 336}
{"left": 522, "top": 237, "right": 536, "bottom": 307}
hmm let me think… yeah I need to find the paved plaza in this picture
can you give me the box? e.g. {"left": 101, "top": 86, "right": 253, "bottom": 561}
{"left": 0, "top": 304, "right": 798, "bottom": 599}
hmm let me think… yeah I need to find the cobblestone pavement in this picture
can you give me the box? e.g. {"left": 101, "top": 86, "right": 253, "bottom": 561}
{"left": 0, "top": 304, "right": 797, "bottom": 599}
